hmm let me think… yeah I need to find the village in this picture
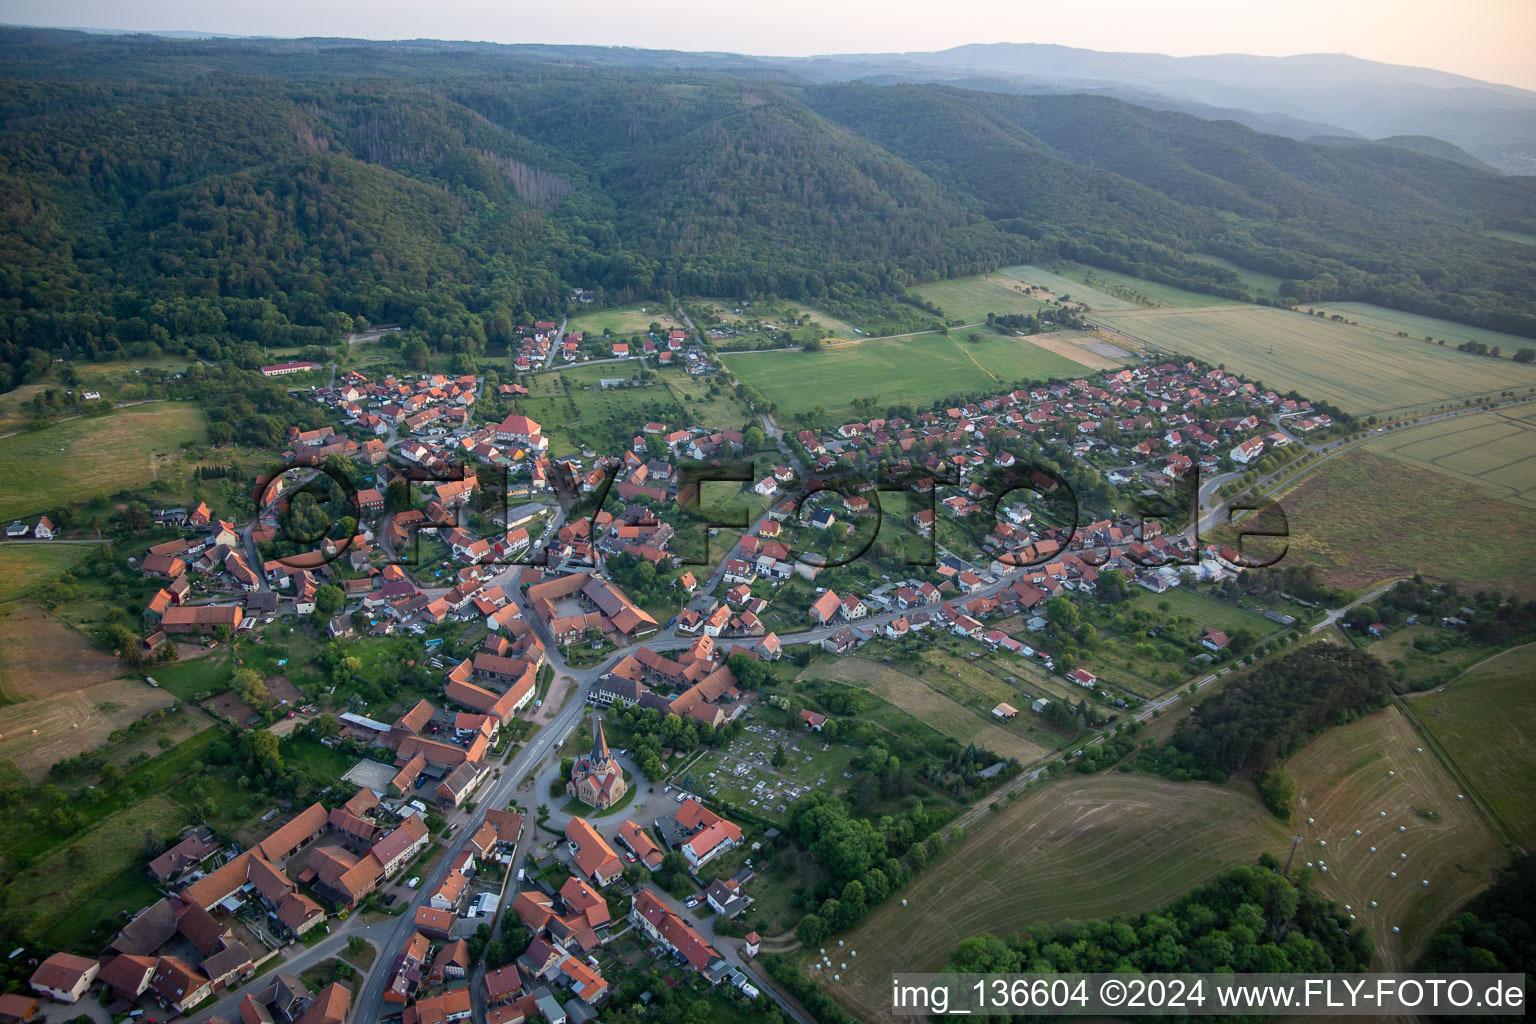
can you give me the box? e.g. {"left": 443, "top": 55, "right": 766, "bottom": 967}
{"left": 2, "top": 332, "right": 1361, "bottom": 1024}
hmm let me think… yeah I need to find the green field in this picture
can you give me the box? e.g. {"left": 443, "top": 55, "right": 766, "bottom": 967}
{"left": 912, "top": 273, "right": 1051, "bottom": 323}
{"left": 0, "top": 404, "right": 208, "bottom": 521}
{"left": 723, "top": 332, "right": 1090, "bottom": 423}
{"left": 1095, "top": 305, "right": 1536, "bottom": 416}
{"left": 1191, "top": 252, "right": 1288, "bottom": 300}
{"left": 995, "top": 265, "right": 1141, "bottom": 310}
{"left": 1310, "top": 301, "right": 1536, "bottom": 353}
{"left": 1280, "top": 448, "right": 1536, "bottom": 597}
{"left": 830, "top": 774, "right": 1292, "bottom": 1021}
{"left": 1407, "top": 643, "right": 1536, "bottom": 847}
{"left": 568, "top": 304, "right": 683, "bottom": 336}
{"left": 1366, "top": 407, "right": 1536, "bottom": 505}
{"left": 0, "top": 544, "right": 92, "bottom": 603}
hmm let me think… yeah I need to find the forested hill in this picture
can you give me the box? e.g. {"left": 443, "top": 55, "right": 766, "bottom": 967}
{"left": 2, "top": 29, "right": 1535, "bottom": 392}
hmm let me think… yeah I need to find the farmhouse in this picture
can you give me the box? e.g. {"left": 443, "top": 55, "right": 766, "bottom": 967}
{"left": 160, "top": 604, "right": 243, "bottom": 635}
{"left": 29, "top": 953, "right": 100, "bottom": 1003}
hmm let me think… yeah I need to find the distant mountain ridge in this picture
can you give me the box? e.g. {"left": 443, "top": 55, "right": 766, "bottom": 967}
{"left": 0, "top": 27, "right": 1533, "bottom": 393}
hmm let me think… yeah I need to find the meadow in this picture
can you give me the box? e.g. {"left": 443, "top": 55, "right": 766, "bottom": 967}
{"left": 723, "top": 331, "right": 1090, "bottom": 423}
{"left": 1279, "top": 449, "right": 1536, "bottom": 596}
{"left": 1094, "top": 305, "right": 1536, "bottom": 416}
{"left": 0, "top": 403, "right": 208, "bottom": 521}
{"left": 0, "top": 543, "right": 93, "bottom": 603}
{"left": 829, "top": 774, "right": 1292, "bottom": 1022}
{"left": 517, "top": 366, "right": 683, "bottom": 454}
{"left": 1407, "top": 643, "right": 1536, "bottom": 848}
{"left": 912, "top": 273, "right": 1051, "bottom": 323}
{"left": 1286, "top": 706, "right": 1508, "bottom": 969}
{"left": 1308, "top": 301, "right": 1536, "bottom": 352}
{"left": 1365, "top": 405, "right": 1536, "bottom": 505}
{"left": 568, "top": 303, "right": 683, "bottom": 336}
{"left": 658, "top": 369, "right": 754, "bottom": 433}
{"left": 802, "top": 653, "right": 1050, "bottom": 763}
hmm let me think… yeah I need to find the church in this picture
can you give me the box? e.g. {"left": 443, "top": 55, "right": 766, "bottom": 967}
{"left": 567, "top": 715, "right": 627, "bottom": 811}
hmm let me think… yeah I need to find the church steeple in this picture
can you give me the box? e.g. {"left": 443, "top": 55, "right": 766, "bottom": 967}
{"left": 590, "top": 715, "right": 611, "bottom": 765}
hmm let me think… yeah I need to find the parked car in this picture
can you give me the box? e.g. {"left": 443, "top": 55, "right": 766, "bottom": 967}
{"left": 407, "top": 877, "right": 420, "bottom": 889}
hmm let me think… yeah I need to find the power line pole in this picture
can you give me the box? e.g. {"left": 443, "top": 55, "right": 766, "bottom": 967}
{"left": 1282, "top": 834, "right": 1301, "bottom": 875}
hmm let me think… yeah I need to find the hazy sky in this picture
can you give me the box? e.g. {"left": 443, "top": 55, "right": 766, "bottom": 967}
{"left": 8, "top": 0, "right": 1536, "bottom": 90}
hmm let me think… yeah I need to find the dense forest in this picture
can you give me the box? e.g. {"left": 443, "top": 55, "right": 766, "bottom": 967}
{"left": 1136, "top": 644, "right": 1393, "bottom": 801}
{"left": 1418, "top": 855, "right": 1536, "bottom": 977}
{"left": 948, "top": 863, "right": 1375, "bottom": 979}
{"left": 2, "top": 30, "right": 1535, "bottom": 393}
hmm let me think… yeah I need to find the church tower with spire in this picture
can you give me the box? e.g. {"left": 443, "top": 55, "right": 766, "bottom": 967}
{"left": 567, "top": 713, "right": 627, "bottom": 810}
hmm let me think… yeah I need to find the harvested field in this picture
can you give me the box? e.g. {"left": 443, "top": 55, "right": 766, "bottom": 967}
{"left": 1287, "top": 705, "right": 1508, "bottom": 969}
{"left": 1094, "top": 305, "right": 1536, "bottom": 416}
{"left": 829, "top": 774, "right": 1291, "bottom": 1022}
{"left": 0, "top": 602, "right": 122, "bottom": 699}
{"left": 1019, "top": 330, "right": 1130, "bottom": 370}
{"left": 0, "top": 677, "right": 174, "bottom": 778}
{"left": 804, "top": 656, "right": 1049, "bottom": 763}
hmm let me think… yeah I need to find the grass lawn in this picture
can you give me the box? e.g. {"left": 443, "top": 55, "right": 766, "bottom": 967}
{"left": 723, "top": 332, "right": 1086, "bottom": 425}
{"left": 1279, "top": 449, "right": 1536, "bottom": 597}
{"left": 0, "top": 403, "right": 208, "bottom": 521}
{"left": 1407, "top": 643, "right": 1536, "bottom": 848}
{"left": 1095, "top": 305, "right": 1536, "bottom": 417}
{"left": 0, "top": 543, "right": 93, "bottom": 604}
{"left": 1364, "top": 407, "right": 1536, "bottom": 506}
{"left": 1127, "top": 586, "right": 1277, "bottom": 636}
{"left": 569, "top": 304, "right": 683, "bottom": 336}
{"left": 829, "top": 773, "right": 1291, "bottom": 1021}
{"left": 284, "top": 734, "right": 359, "bottom": 785}
{"left": 912, "top": 273, "right": 1050, "bottom": 324}
{"left": 1286, "top": 706, "right": 1507, "bottom": 970}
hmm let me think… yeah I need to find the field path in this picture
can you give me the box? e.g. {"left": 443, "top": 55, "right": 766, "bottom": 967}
{"left": 942, "top": 333, "right": 1000, "bottom": 382}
